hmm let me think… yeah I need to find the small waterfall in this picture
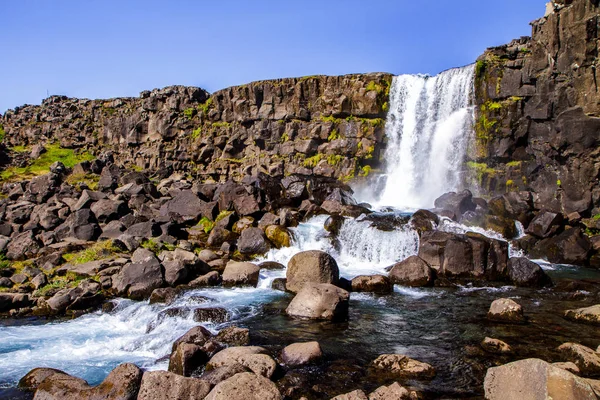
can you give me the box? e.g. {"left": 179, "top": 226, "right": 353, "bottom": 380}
{"left": 372, "top": 65, "right": 475, "bottom": 210}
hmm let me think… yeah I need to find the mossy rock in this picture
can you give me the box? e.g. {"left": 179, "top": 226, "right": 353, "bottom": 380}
{"left": 265, "top": 225, "right": 291, "bottom": 248}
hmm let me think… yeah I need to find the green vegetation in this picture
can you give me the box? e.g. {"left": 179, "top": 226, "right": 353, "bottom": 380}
{"left": 1, "top": 144, "right": 94, "bottom": 182}
{"left": 0, "top": 254, "right": 11, "bottom": 270}
{"left": 11, "top": 145, "right": 29, "bottom": 153}
{"left": 0, "top": 125, "right": 5, "bottom": 144}
{"left": 475, "top": 60, "right": 487, "bottom": 78}
{"left": 557, "top": 179, "right": 562, "bottom": 187}
{"left": 191, "top": 127, "right": 202, "bottom": 140}
{"left": 467, "top": 161, "right": 498, "bottom": 184}
{"left": 506, "top": 161, "right": 522, "bottom": 168}
{"left": 510, "top": 96, "right": 524, "bottom": 102}
{"left": 486, "top": 101, "right": 502, "bottom": 111}
{"left": 215, "top": 210, "right": 234, "bottom": 223}
{"left": 197, "top": 98, "right": 214, "bottom": 115}
{"left": 184, "top": 108, "right": 196, "bottom": 119}
{"left": 303, "top": 154, "right": 323, "bottom": 168}
{"left": 65, "top": 173, "right": 100, "bottom": 190}
{"left": 280, "top": 132, "right": 290, "bottom": 143}
{"left": 363, "top": 145, "right": 375, "bottom": 160}
{"left": 327, "top": 154, "right": 343, "bottom": 166}
{"left": 141, "top": 239, "right": 161, "bottom": 254}
{"left": 327, "top": 129, "right": 340, "bottom": 142}
{"left": 359, "top": 165, "right": 372, "bottom": 177}
{"left": 197, "top": 217, "right": 215, "bottom": 233}
{"left": 63, "top": 240, "right": 121, "bottom": 265}
{"left": 320, "top": 115, "right": 339, "bottom": 124}
{"left": 211, "top": 121, "right": 231, "bottom": 129}
{"left": 382, "top": 102, "right": 389, "bottom": 112}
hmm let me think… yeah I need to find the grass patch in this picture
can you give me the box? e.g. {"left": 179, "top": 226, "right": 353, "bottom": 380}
{"left": 65, "top": 173, "right": 100, "bottom": 190}
{"left": 191, "top": 127, "right": 202, "bottom": 140}
{"left": 303, "top": 154, "right": 323, "bottom": 168}
{"left": 327, "top": 154, "right": 343, "bottom": 166}
{"left": 11, "top": 145, "right": 29, "bottom": 153}
{"left": 184, "top": 108, "right": 196, "bottom": 119}
{"left": 467, "top": 162, "right": 498, "bottom": 184}
{"left": 197, "top": 98, "right": 214, "bottom": 115}
{"left": 1, "top": 144, "right": 94, "bottom": 182}
{"left": 63, "top": 240, "right": 121, "bottom": 265}
{"left": 197, "top": 217, "right": 215, "bottom": 233}
{"left": 328, "top": 130, "right": 340, "bottom": 142}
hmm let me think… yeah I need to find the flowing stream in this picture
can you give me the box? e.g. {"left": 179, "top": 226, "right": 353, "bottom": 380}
{"left": 1, "top": 66, "right": 599, "bottom": 398}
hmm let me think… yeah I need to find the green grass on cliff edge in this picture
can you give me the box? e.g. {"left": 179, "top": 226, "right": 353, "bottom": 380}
{"left": 1, "top": 144, "right": 94, "bottom": 182}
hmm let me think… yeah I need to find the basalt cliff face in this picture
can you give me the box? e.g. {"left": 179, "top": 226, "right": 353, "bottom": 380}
{"left": 0, "top": 74, "right": 391, "bottom": 182}
{"left": 472, "top": 0, "right": 600, "bottom": 217}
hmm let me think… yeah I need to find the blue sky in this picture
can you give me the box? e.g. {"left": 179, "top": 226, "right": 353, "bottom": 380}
{"left": 1, "top": 0, "right": 547, "bottom": 113}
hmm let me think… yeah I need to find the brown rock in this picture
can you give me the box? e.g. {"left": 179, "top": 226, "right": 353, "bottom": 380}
{"left": 204, "top": 372, "right": 282, "bottom": 400}
{"left": 371, "top": 354, "right": 435, "bottom": 379}
{"left": 388, "top": 256, "right": 434, "bottom": 287}
{"left": 558, "top": 343, "right": 600, "bottom": 377}
{"left": 368, "top": 382, "right": 418, "bottom": 400}
{"left": 222, "top": 262, "right": 260, "bottom": 287}
{"left": 286, "top": 283, "right": 349, "bottom": 321}
{"left": 281, "top": 342, "right": 323, "bottom": 366}
{"left": 207, "top": 346, "right": 276, "bottom": 378}
{"left": 481, "top": 337, "right": 512, "bottom": 354}
{"left": 168, "top": 342, "right": 209, "bottom": 377}
{"left": 285, "top": 250, "right": 339, "bottom": 293}
{"left": 137, "top": 370, "right": 211, "bottom": 400}
{"left": 487, "top": 298, "right": 525, "bottom": 323}
{"left": 351, "top": 275, "right": 393, "bottom": 293}
{"left": 564, "top": 304, "right": 600, "bottom": 326}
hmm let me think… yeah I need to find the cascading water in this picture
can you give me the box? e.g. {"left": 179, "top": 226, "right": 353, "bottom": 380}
{"left": 367, "top": 65, "right": 475, "bottom": 210}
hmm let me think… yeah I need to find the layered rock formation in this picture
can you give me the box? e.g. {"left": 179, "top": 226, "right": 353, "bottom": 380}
{"left": 0, "top": 74, "right": 391, "bottom": 182}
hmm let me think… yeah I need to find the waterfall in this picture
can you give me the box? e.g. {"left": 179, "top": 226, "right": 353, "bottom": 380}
{"left": 372, "top": 65, "right": 475, "bottom": 210}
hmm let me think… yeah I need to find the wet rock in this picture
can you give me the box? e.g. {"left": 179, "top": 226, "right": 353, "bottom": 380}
{"left": 207, "top": 346, "right": 277, "bottom": 378}
{"left": 371, "top": 354, "right": 435, "bottom": 379}
{"left": 526, "top": 210, "right": 563, "bottom": 238}
{"left": 172, "top": 326, "right": 213, "bottom": 350}
{"left": 264, "top": 225, "right": 291, "bottom": 248}
{"left": 558, "top": 343, "right": 600, "bottom": 377}
{"left": 508, "top": 257, "right": 551, "bottom": 287}
{"left": 149, "top": 287, "right": 179, "bottom": 305}
{"left": 222, "top": 262, "right": 260, "bottom": 287}
{"left": 259, "top": 261, "right": 285, "bottom": 270}
{"left": 188, "top": 271, "right": 221, "bottom": 287}
{"left": 193, "top": 307, "right": 229, "bottom": 323}
{"left": 112, "top": 249, "right": 165, "bottom": 300}
{"left": 281, "top": 341, "right": 323, "bottom": 366}
{"left": 168, "top": 342, "right": 209, "bottom": 377}
{"left": 533, "top": 227, "right": 591, "bottom": 266}
{"left": 350, "top": 275, "right": 393, "bottom": 293}
{"left": 388, "top": 256, "right": 434, "bottom": 287}
{"left": 286, "top": 283, "right": 349, "bottom": 321}
{"left": 331, "top": 390, "right": 368, "bottom": 400}
{"left": 272, "top": 278, "right": 286, "bottom": 291}
{"left": 19, "top": 368, "right": 70, "bottom": 392}
{"left": 215, "top": 326, "right": 250, "bottom": 346}
{"left": 484, "top": 358, "right": 597, "bottom": 400}
{"left": 481, "top": 337, "right": 512, "bottom": 354}
{"left": 368, "top": 382, "right": 418, "bottom": 400}
{"left": 204, "top": 372, "right": 282, "bottom": 400}
{"left": 409, "top": 209, "right": 439, "bottom": 233}
{"left": 286, "top": 250, "right": 339, "bottom": 293}
{"left": 324, "top": 214, "right": 345, "bottom": 235}
{"left": 564, "top": 305, "right": 600, "bottom": 326}
{"left": 33, "top": 363, "right": 142, "bottom": 400}
{"left": 200, "top": 364, "right": 250, "bottom": 386}
{"left": 487, "top": 298, "right": 525, "bottom": 323}
{"left": 237, "top": 227, "right": 270, "bottom": 255}
{"left": 137, "top": 370, "right": 211, "bottom": 400}
{"left": 434, "top": 190, "right": 476, "bottom": 218}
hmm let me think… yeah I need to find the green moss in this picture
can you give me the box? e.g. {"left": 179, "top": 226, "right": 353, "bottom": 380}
{"left": 320, "top": 115, "right": 341, "bottom": 124}
{"left": 327, "top": 130, "right": 340, "bottom": 142}
{"left": 0, "top": 254, "right": 11, "bottom": 270}
{"left": 1, "top": 144, "right": 94, "bottom": 182}
{"left": 593, "top": 214, "right": 600, "bottom": 220}
{"left": 65, "top": 173, "right": 100, "bottom": 190}
{"left": 215, "top": 210, "right": 234, "bottom": 223}
{"left": 475, "top": 60, "right": 487, "bottom": 77}
{"left": 141, "top": 239, "right": 161, "bottom": 254}
{"left": 198, "top": 217, "right": 215, "bottom": 233}
{"left": 197, "top": 98, "right": 214, "bottom": 115}
{"left": 467, "top": 161, "right": 498, "bottom": 184}
{"left": 280, "top": 132, "right": 290, "bottom": 143}
{"left": 363, "top": 145, "right": 375, "bottom": 160}
{"left": 11, "top": 146, "right": 29, "bottom": 153}
{"left": 63, "top": 240, "right": 121, "bottom": 265}
{"left": 191, "top": 127, "right": 202, "bottom": 140}
{"left": 382, "top": 102, "right": 389, "bottom": 112}
{"left": 211, "top": 121, "right": 231, "bottom": 128}
{"left": 0, "top": 125, "right": 4, "bottom": 144}
{"left": 303, "top": 154, "right": 323, "bottom": 168}
{"left": 359, "top": 165, "right": 372, "bottom": 177}
{"left": 506, "top": 161, "right": 522, "bottom": 168}
{"left": 510, "top": 96, "right": 524, "bottom": 102}
{"left": 327, "top": 154, "right": 344, "bottom": 166}
{"left": 557, "top": 179, "right": 562, "bottom": 187}
{"left": 485, "top": 101, "right": 502, "bottom": 111}
{"left": 184, "top": 108, "right": 196, "bottom": 119}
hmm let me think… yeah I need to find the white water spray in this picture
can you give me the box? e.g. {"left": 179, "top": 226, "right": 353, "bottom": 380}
{"left": 370, "top": 66, "right": 475, "bottom": 210}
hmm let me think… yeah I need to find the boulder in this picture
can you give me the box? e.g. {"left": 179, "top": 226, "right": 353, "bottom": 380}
{"left": 159, "top": 190, "right": 214, "bottom": 222}
{"left": 286, "top": 283, "right": 349, "bottom": 321}
{"left": 388, "top": 256, "right": 434, "bottom": 287}
{"left": 137, "top": 370, "right": 211, "bottom": 400}
{"left": 188, "top": 271, "right": 221, "bottom": 288}
{"left": 193, "top": 307, "right": 229, "bottom": 323}
{"left": 19, "top": 368, "right": 70, "bottom": 392}
{"left": 484, "top": 358, "right": 597, "bottom": 400}
{"left": 6, "top": 231, "right": 40, "bottom": 260}
{"left": 237, "top": 227, "right": 270, "bottom": 255}
{"left": 285, "top": 250, "right": 339, "bottom": 293}
{"left": 0, "top": 293, "right": 32, "bottom": 312}
{"left": 481, "top": 337, "right": 513, "bottom": 354}
{"left": 112, "top": 250, "right": 165, "bottom": 300}
{"left": 433, "top": 190, "right": 476, "bottom": 217}
{"left": 222, "top": 262, "right": 260, "bottom": 287}
{"left": 409, "top": 209, "right": 439, "bottom": 233}
{"left": 168, "top": 342, "right": 209, "bottom": 377}
{"left": 281, "top": 341, "right": 323, "bottom": 366}
{"left": 264, "top": 225, "right": 291, "bottom": 248}
{"left": 368, "top": 382, "right": 418, "bottom": 400}
{"left": 526, "top": 210, "right": 563, "bottom": 238}
{"left": 558, "top": 343, "right": 600, "bottom": 377}
{"left": 206, "top": 346, "right": 276, "bottom": 378}
{"left": 371, "top": 354, "right": 435, "bottom": 379}
{"left": 204, "top": 372, "right": 282, "bottom": 400}
{"left": 172, "top": 326, "right": 213, "bottom": 350}
{"left": 45, "top": 280, "right": 103, "bottom": 314}
{"left": 200, "top": 364, "right": 250, "bottom": 386}
{"left": 215, "top": 326, "right": 250, "bottom": 346}
{"left": 90, "top": 199, "right": 129, "bottom": 223}
{"left": 565, "top": 304, "right": 600, "bottom": 326}
{"left": 350, "top": 275, "right": 393, "bottom": 293}
{"left": 534, "top": 227, "right": 591, "bottom": 266}
{"left": 149, "top": 288, "right": 179, "bottom": 305}
{"left": 487, "top": 298, "right": 525, "bottom": 323}
{"left": 33, "top": 363, "right": 142, "bottom": 400}
{"left": 507, "top": 257, "right": 551, "bottom": 287}
{"left": 324, "top": 214, "right": 345, "bottom": 235}
{"left": 55, "top": 209, "right": 101, "bottom": 242}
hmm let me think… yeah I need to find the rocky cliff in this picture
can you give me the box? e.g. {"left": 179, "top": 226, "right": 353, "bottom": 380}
{"left": 0, "top": 74, "right": 391, "bottom": 183}
{"left": 472, "top": 0, "right": 600, "bottom": 218}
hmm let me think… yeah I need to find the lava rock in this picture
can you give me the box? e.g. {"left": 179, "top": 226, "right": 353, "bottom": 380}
{"left": 281, "top": 341, "right": 323, "bottom": 366}
{"left": 350, "top": 275, "right": 393, "bottom": 293}
{"left": 286, "top": 283, "right": 349, "bottom": 321}
{"left": 204, "top": 372, "right": 282, "bottom": 400}
{"left": 507, "top": 257, "right": 552, "bottom": 287}
{"left": 285, "top": 250, "right": 339, "bottom": 293}
{"left": 388, "top": 256, "right": 434, "bottom": 287}
{"left": 222, "top": 262, "right": 260, "bottom": 287}
{"left": 137, "top": 370, "right": 211, "bottom": 400}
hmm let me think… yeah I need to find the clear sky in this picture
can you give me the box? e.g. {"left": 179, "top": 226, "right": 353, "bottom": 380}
{"left": 1, "top": 0, "right": 548, "bottom": 113}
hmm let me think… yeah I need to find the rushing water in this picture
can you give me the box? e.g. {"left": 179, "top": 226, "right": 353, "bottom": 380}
{"left": 363, "top": 65, "right": 475, "bottom": 210}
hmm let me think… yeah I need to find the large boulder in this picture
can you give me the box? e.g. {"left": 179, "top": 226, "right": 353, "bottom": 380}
{"left": 44, "top": 280, "right": 103, "bottom": 314}
{"left": 433, "top": 190, "right": 476, "bottom": 218}
{"left": 558, "top": 343, "right": 600, "bottom": 377}
{"left": 236, "top": 227, "right": 269, "bottom": 255}
{"left": 137, "top": 370, "right": 211, "bottom": 400}
{"left": 507, "top": 257, "right": 551, "bottom": 287}
{"left": 285, "top": 250, "right": 339, "bottom": 293}
{"left": 371, "top": 354, "right": 435, "bottom": 379}
{"left": 168, "top": 342, "right": 209, "bottom": 377}
{"left": 222, "top": 262, "right": 260, "bottom": 287}
{"left": 526, "top": 210, "right": 564, "bottom": 238}
{"left": 204, "top": 372, "right": 282, "bottom": 400}
{"left": 172, "top": 326, "right": 213, "bottom": 350}
{"left": 281, "top": 341, "right": 323, "bottom": 366}
{"left": 6, "top": 231, "right": 40, "bottom": 260}
{"left": 487, "top": 298, "right": 525, "bottom": 323}
{"left": 19, "top": 368, "right": 70, "bottom": 392}
{"left": 112, "top": 249, "right": 165, "bottom": 300}
{"left": 32, "top": 363, "right": 142, "bottom": 400}
{"left": 388, "top": 256, "right": 434, "bottom": 287}
{"left": 484, "top": 358, "right": 597, "bottom": 400}
{"left": 564, "top": 304, "right": 600, "bottom": 326}
{"left": 533, "top": 227, "right": 591, "bottom": 266}
{"left": 351, "top": 275, "right": 393, "bottom": 293}
{"left": 55, "top": 209, "right": 101, "bottom": 242}
{"left": 206, "top": 346, "right": 276, "bottom": 378}
{"left": 286, "top": 283, "right": 349, "bottom": 321}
